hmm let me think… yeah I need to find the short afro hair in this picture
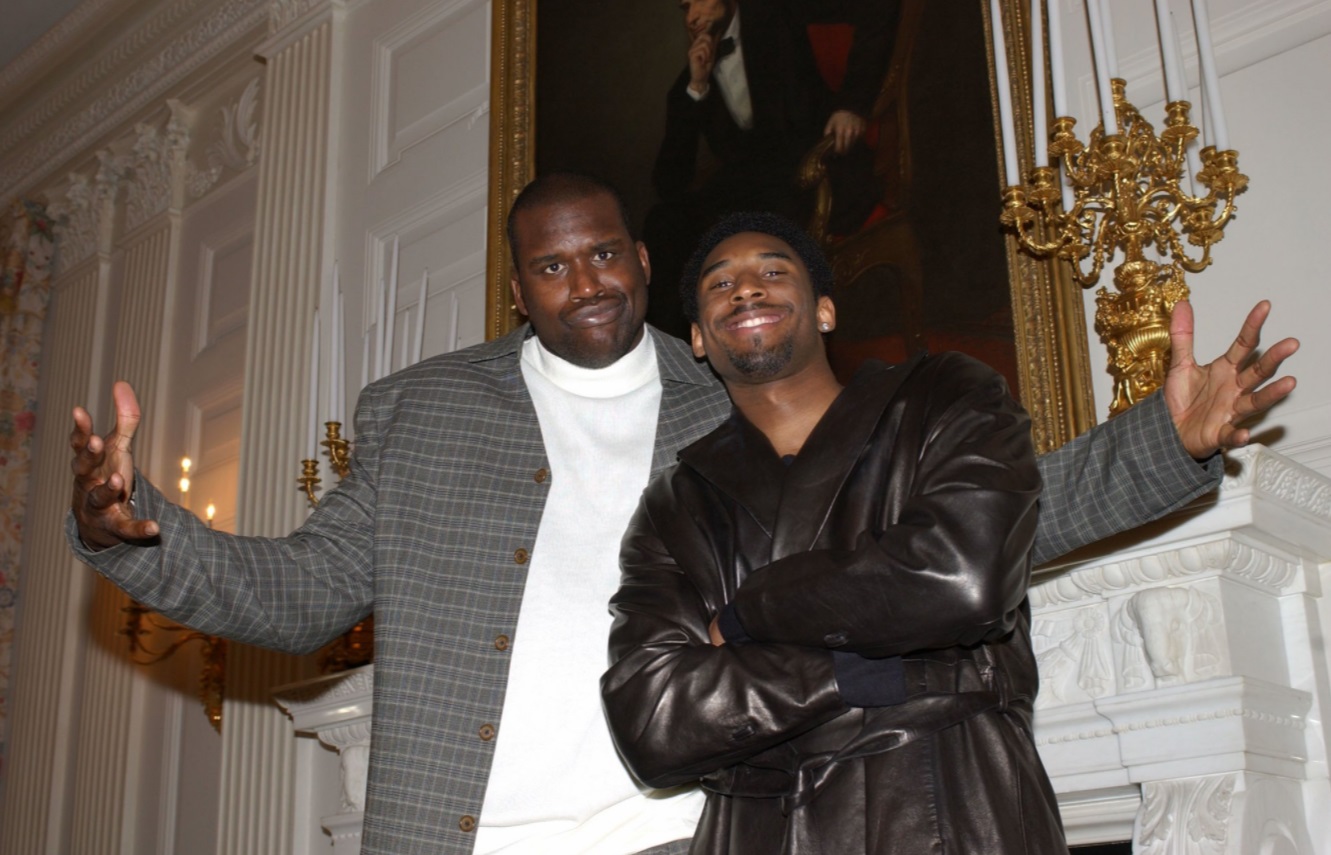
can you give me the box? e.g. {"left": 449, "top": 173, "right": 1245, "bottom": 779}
{"left": 506, "top": 172, "right": 633, "bottom": 263}
{"left": 679, "top": 211, "right": 834, "bottom": 324}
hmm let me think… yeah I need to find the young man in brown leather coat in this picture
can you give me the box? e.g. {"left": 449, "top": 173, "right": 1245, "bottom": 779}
{"left": 601, "top": 211, "right": 1285, "bottom": 853}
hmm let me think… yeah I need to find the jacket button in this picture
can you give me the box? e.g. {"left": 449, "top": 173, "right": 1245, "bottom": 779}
{"left": 459, "top": 815, "right": 476, "bottom": 833}
{"left": 479, "top": 723, "right": 496, "bottom": 741}
{"left": 514, "top": 548, "right": 529, "bottom": 564}
{"left": 494, "top": 634, "right": 510, "bottom": 651}
{"left": 534, "top": 467, "right": 549, "bottom": 483}
{"left": 823, "top": 631, "right": 849, "bottom": 647}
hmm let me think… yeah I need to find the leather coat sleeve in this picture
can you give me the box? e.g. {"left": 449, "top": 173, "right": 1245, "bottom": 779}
{"left": 602, "top": 490, "right": 851, "bottom": 790}
{"left": 66, "top": 386, "right": 384, "bottom": 654}
{"left": 730, "top": 368, "right": 1040, "bottom": 657}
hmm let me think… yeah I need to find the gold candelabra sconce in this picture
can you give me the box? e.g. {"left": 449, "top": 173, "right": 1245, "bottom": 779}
{"left": 119, "top": 455, "right": 227, "bottom": 731}
{"left": 299, "top": 421, "right": 352, "bottom": 508}
{"left": 1001, "top": 80, "right": 1247, "bottom": 416}
{"left": 296, "top": 422, "right": 375, "bottom": 673}
{"left": 121, "top": 601, "right": 226, "bottom": 732}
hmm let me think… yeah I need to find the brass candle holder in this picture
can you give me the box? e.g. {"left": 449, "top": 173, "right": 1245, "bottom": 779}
{"left": 296, "top": 420, "right": 374, "bottom": 672}
{"left": 299, "top": 421, "right": 352, "bottom": 508}
{"left": 1001, "top": 80, "right": 1247, "bottom": 415}
{"left": 122, "top": 601, "right": 226, "bottom": 732}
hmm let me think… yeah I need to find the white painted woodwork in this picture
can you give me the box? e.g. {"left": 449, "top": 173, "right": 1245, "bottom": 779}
{"left": 1, "top": 0, "right": 1329, "bottom": 853}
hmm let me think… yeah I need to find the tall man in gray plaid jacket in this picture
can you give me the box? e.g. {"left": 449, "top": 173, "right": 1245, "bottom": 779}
{"left": 68, "top": 173, "right": 1297, "bottom": 855}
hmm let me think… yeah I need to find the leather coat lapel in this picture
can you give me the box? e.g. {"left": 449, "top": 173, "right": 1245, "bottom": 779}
{"left": 772, "top": 356, "right": 924, "bottom": 560}
{"left": 679, "top": 355, "right": 926, "bottom": 552}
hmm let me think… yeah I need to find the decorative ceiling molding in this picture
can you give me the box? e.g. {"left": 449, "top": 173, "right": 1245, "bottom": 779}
{"left": 124, "top": 114, "right": 190, "bottom": 232}
{"left": 0, "top": 0, "right": 133, "bottom": 100}
{"left": 269, "top": 0, "right": 331, "bottom": 35}
{"left": 0, "top": 0, "right": 268, "bottom": 202}
{"left": 0, "top": 0, "right": 212, "bottom": 157}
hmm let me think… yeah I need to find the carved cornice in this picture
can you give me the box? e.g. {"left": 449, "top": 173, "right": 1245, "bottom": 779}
{"left": 0, "top": 0, "right": 268, "bottom": 201}
{"left": 1222, "top": 445, "right": 1331, "bottom": 521}
{"left": 269, "top": 0, "right": 332, "bottom": 34}
{"left": 1030, "top": 537, "right": 1300, "bottom": 608}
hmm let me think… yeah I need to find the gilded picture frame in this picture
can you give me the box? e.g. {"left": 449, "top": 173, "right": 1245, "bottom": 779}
{"left": 484, "top": 0, "right": 1095, "bottom": 452}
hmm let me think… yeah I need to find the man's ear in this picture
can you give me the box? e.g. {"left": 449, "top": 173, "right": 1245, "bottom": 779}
{"left": 816, "top": 295, "right": 836, "bottom": 332}
{"left": 509, "top": 273, "right": 528, "bottom": 317}
{"left": 636, "top": 241, "right": 651, "bottom": 284}
{"left": 691, "top": 322, "right": 706, "bottom": 359}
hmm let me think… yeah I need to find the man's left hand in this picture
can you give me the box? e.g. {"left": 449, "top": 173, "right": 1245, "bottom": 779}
{"left": 824, "top": 110, "right": 866, "bottom": 155}
{"left": 1164, "top": 299, "right": 1299, "bottom": 458}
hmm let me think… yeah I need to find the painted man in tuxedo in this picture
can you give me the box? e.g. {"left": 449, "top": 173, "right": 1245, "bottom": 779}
{"left": 645, "top": 0, "right": 897, "bottom": 336}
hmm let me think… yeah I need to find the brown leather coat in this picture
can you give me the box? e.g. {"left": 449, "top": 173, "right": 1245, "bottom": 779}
{"left": 603, "top": 354, "right": 1068, "bottom": 854}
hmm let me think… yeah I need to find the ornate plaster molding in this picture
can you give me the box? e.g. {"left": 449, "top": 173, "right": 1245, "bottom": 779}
{"left": 1221, "top": 445, "right": 1331, "bottom": 522}
{"left": 1137, "top": 774, "right": 1235, "bottom": 855}
{"left": 1115, "top": 587, "right": 1225, "bottom": 691}
{"left": 186, "top": 77, "right": 263, "bottom": 199}
{"left": 48, "top": 150, "right": 126, "bottom": 272}
{"left": 1030, "top": 538, "right": 1299, "bottom": 608}
{"left": 124, "top": 115, "right": 190, "bottom": 232}
{"left": 0, "top": 0, "right": 268, "bottom": 201}
{"left": 269, "top": 0, "right": 332, "bottom": 34}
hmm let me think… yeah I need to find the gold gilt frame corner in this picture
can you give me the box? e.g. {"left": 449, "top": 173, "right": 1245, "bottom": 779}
{"left": 485, "top": 0, "right": 1095, "bottom": 452}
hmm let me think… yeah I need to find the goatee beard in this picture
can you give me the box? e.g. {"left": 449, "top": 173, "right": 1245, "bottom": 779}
{"left": 724, "top": 334, "right": 794, "bottom": 380}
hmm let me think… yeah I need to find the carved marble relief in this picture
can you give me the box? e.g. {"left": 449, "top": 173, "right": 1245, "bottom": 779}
{"left": 1032, "top": 604, "right": 1115, "bottom": 708}
{"left": 1137, "top": 774, "right": 1236, "bottom": 855}
{"left": 1115, "top": 586, "right": 1225, "bottom": 691}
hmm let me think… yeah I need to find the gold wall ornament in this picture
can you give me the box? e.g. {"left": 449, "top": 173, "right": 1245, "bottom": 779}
{"left": 298, "top": 420, "right": 352, "bottom": 508}
{"left": 1001, "top": 81, "right": 1247, "bottom": 416}
{"left": 121, "top": 601, "right": 226, "bottom": 732}
{"left": 295, "top": 420, "right": 373, "bottom": 675}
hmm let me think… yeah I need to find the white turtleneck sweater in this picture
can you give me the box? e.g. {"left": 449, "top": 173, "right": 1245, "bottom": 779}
{"left": 473, "top": 332, "right": 705, "bottom": 855}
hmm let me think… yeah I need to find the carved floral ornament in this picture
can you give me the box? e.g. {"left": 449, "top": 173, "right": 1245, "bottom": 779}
{"left": 43, "top": 81, "right": 262, "bottom": 274}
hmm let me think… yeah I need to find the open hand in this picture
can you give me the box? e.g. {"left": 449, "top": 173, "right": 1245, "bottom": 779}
{"left": 70, "top": 381, "right": 159, "bottom": 549}
{"left": 1164, "top": 300, "right": 1299, "bottom": 458}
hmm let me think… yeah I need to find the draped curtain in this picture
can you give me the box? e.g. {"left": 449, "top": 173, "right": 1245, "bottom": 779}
{"left": 0, "top": 200, "right": 56, "bottom": 774}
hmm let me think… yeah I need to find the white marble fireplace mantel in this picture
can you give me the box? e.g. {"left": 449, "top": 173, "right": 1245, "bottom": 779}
{"left": 276, "top": 444, "right": 1331, "bottom": 854}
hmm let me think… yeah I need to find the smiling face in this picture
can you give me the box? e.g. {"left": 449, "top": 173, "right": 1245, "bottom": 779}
{"left": 509, "top": 190, "right": 650, "bottom": 368}
{"left": 679, "top": 0, "right": 734, "bottom": 42}
{"left": 690, "top": 230, "right": 835, "bottom": 385}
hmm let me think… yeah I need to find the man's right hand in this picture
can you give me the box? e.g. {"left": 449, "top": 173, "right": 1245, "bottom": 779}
{"left": 70, "top": 381, "right": 159, "bottom": 550}
{"left": 687, "top": 32, "right": 717, "bottom": 97}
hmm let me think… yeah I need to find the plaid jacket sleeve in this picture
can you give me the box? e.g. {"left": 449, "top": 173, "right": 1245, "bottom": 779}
{"left": 1031, "top": 390, "right": 1223, "bottom": 565}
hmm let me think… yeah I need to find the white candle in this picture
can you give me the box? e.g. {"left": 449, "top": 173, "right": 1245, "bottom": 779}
{"left": 413, "top": 269, "right": 429, "bottom": 364}
{"left": 1085, "top": 0, "right": 1119, "bottom": 134}
{"left": 384, "top": 236, "right": 400, "bottom": 375}
{"left": 1169, "top": 9, "right": 1203, "bottom": 194}
{"left": 373, "top": 277, "right": 385, "bottom": 382}
{"left": 1155, "top": 1, "right": 1185, "bottom": 104}
{"left": 308, "top": 308, "right": 319, "bottom": 453}
{"left": 331, "top": 268, "right": 342, "bottom": 424}
{"left": 1201, "top": 72, "right": 1215, "bottom": 147}
{"left": 1098, "top": 0, "right": 1118, "bottom": 78}
{"left": 1191, "top": 0, "right": 1228, "bottom": 149}
{"left": 1047, "top": 0, "right": 1068, "bottom": 118}
{"left": 989, "top": 0, "right": 1021, "bottom": 185}
{"left": 361, "top": 330, "right": 370, "bottom": 391}
{"left": 1030, "top": 0, "right": 1047, "bottom": 167}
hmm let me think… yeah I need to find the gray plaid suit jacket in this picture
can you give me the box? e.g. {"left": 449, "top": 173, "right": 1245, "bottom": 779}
{"left": 69, "top": 325, "right": 1219, "bottom": 854}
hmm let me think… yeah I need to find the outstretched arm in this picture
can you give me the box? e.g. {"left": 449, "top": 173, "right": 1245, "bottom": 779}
{"left": 70, "top": 381, "right": 159, "bottom": 549}
{"left": 1165, "top": 299, "right": 1298, "bottom": 458}
{"left": 1030, "top": 299, "right": 1298, "bottom": 565}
